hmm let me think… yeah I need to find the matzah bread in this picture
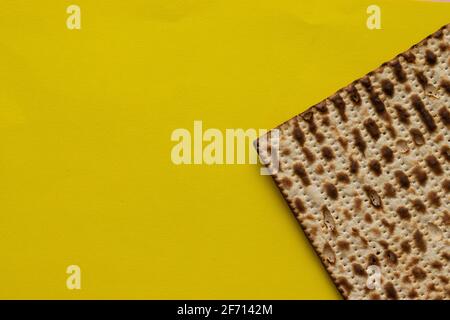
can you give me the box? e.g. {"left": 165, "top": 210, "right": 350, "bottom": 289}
{"left": 257, "top": 24, "right": 450, "bottom": 300}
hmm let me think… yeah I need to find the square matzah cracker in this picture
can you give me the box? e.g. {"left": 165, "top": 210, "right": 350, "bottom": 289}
{"left": 257, "top": 24, "right": 450, "bottom": 300}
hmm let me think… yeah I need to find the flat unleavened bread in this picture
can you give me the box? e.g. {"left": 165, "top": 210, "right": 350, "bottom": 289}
{"left": 257, "top": 24, "right": 450, "bottom": 300}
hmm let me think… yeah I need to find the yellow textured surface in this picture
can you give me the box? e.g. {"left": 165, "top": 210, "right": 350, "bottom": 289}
{"left": 0, "top": 0, "right": 448, "bottom": 299}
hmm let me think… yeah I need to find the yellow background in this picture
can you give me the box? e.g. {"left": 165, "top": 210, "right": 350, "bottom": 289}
{"left": 0, "top": 0, "right": 448, "bottom": 299}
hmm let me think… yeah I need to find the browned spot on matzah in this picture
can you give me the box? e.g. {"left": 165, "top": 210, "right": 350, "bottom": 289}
{"left": 360, "top": 76, "right": 373, "bottom": 92}
{"left": 402, "top": 51, "right": 416, "bottom": 63}
{"left": 412, "top": 267, "right": 427, "bottom": 281}
{"left": 367, "top": 254, "right": 380, "bottom": 266}
{"left": 364, "top": 118, "right": 381, "bottom": 141}
{"left": 381, "top": 146, "right": 394, "bottom": 163}
{"left": 378, "top": 240, "right": 388, "bottom": 249}
{"left": 395, "top": 170, "right": 410, "bottom": 189}
{"left": 412, "top": 199, "right": 426, "bottom": 213}
{"left": 438, "top": 107, "right": 450, "bottom": 126}
{"left": 336, "top": 172, "right": 350, "bottom": 184}
{"left": 321, "top": 146, "right": 334, "bottom": 161}
{"left": 293, "top": 163, "right": 311, "bottom": 186}
{"left": 384, "top": 183, "right": 396, "bottom": 198}
{"left": 321, "top": 116, "right": 330, "bottom": 126}
{"left": 337, "top": 137, "right": 348, "bottom": 150}
{"left": 385, "top": 250, "right": 398, "bottom": 265}
{"left": 431, "top": 261, "right": 443, "bottom": 270}
{"left": 443, "top": 179, "right": 450, "bottom": 192}
{"left": 293, "top": 125, "right": 305, "bottom": 146}
{"left": 337, "top": 240, "right": 350, "bottom": 251}
{"left": 381, "top": 79, "right": 394, "bottom": 97}
{"left": 370, "top": 293, "right": 381, "bottom": 300}
{"left": 352, "top": 263, "right": 367, "bottom": 277}
{"left": 401, "top": 241, "right": 411, "bottom": 254}
{"left": 323, "top": 183, "right": 338, "bottom": 200}
{"left": 369, "top": 92, "right": 389, "bottom": 121}
{"left": 302, "top": 112, "right": 316, "bottom": 134}
{"left": 411, "top": 166, "right": 428, "bottom": 186}
{"left": 337, "top": 277, "right": 353, "bottom": 296}
{"left": 352, "top": 128, "right": 366, "bottom": 155}
{"left": 302, "top": 147, "right": 316, "bottom": 164}
{"left": 425, "top": 155, "right": 443, "bottom": 175}
{"left": 440, "top": 79, "right": 450, "bottom": 94}
{"left": 315, "top": 132, "right": 325, "bottom": 144}
{"left": 442, "top": 212, "right": 450, "bottom": 225}
{"left": 413, "top": 230, "right": 427, "bottom": 253}
{"left": 346, "top": 85, "right": 361, "bottom": 105}
{"left": 294, "top": 198, "right": 306, "bottom": 213}
{"left": 386, "top": 124, "right": 397, "bottom": 139}
{"left": 407, "top": 257, "right": 420, "bottom": 268}
{"left": 425, "top": 49, "right": 437, "bottom": 66}
{"left": 280, "top": 177, "right": 293, "bottom": 189}
{"left": 408, "top": 290, "right": 418, "bottom": 299}
{"left": 303, "top": 112, "right": 325, "bottom": 144}
{"left": 315, "top": 101, "right": 328, "bottom": 114}
{"left": 384, "top": 282, "right": 398, "bottom": 300}
{"left": 310, "top": 226, "right": 318, "bottom": 237}
{"left": 442, "top": 252, "right": 450, "bottom": 261}
{"left": 330, "top": 94, "right": 347, "bottom": 122}
{"left": 315, "top": 164, "right": 324, "bottom": 175}
{"left": 415, "top": 70, "right": 429, "bottom": 89}
{"left": 409, "top": 128, "right": 425, "bottom": 146}
{"left": 411, "top": 95, "right": 437, "bottom": 132}
{"left": 434, "top": 29, "right": 444, "bottom": 39}
{"left": 343, "top": 209, "right": 352, "bottom": 220}
{"left": 427, "top": 191, "right": 441, "bottom": 207}
{"left": 349, "top": 157, "right": 359, "bottom": 175}
{"left": 396, "top": 207, "right": 411, "bottom": 220}
{"left": 381, "top": 218, "right": 395, "bottom": 235}
{"left": 390, "top": 60, "right": 407, "bottom": 83}
{"left": 354, "top": 198, "right": 362, "bottom": 212}
{"left": 369, "top": 160, "right": 382, "bottom": 176}
{"left": 394, "top": 104, "right": 411, "bottom": 125}
{"left": 404, "top": 84, "right": 412, "bottom": 93}
{"left": 441, "top": 145, "right": 450, "bottom": 162}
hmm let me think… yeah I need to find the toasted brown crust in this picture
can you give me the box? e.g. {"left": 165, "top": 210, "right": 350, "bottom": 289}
{"left": 256, "top": 23, "right": 450, "bottom": 300}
